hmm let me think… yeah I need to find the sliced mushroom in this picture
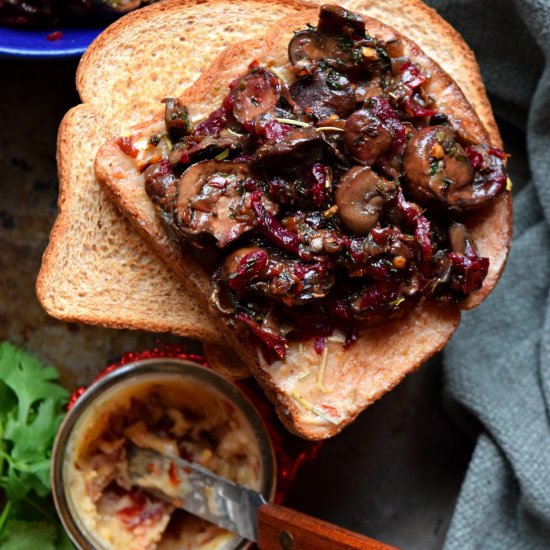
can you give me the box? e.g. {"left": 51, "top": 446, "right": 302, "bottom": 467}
{"left": 222, "top": 246, "right": 266, "bottom": 280}
{"left": 335, "top": 166, "right": 397, "bottom": 234}
{"left": 403, "top": 126, "right": 475, "bottom": 209}
{"left": 344, "top": 108, "right": 393, "bottom": 165}
{"left": 288, "top": 30, "right": 324, "bottom": 66}
{"left": 288, "top": 7, "right": 367, "bottom": 75}
{"left": 251, "top": 126, "right": 326, "bottom": 174}
{"left": 144, "top": 160, "right": 177, "bottom": 207}
{"left": 175, "top": 160, "right": 274, "bottom": 247}
{"left": 232, "top": 68, "right": 281, "bottom": 126}
{"left": 162, "top": 97, "right": 190, "bottom": 141}
{"left": 290, "top": 68, "right": 357, "bottom": 121}
{"left": 448, "top": 222, "right": 469, "bottom": 255}
{"left": 168, "top": 130, "right": 248, "bottom": 167}
{"left": 317, "top": 4, "right": 366, "bottom": 36}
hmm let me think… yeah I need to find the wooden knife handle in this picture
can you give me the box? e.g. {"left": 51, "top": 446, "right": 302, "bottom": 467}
{"left": 257, "top": 503, "right": 399, "bottom": 550}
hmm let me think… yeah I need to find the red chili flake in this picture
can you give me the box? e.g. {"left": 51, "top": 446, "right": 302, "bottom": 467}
{"left": 168, "top": 461, "right": 181, "bottom": 486}
{"left": 116, "top": 136, "right": 139, "bottom": 158}
{"left": 46, "top": 31, "right": 63, "bottom": 42}
{"left": 320, "top": 404, "right": 339, "bottom": 417}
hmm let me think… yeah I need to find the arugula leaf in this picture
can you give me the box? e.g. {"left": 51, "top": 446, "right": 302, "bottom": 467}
{"left": 0, "top": 342, "right": 70, "bottom": 548}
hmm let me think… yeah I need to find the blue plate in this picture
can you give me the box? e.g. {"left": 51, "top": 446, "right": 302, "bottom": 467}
{"left": 0, "top": 26, "right": 103, "bottom": 58}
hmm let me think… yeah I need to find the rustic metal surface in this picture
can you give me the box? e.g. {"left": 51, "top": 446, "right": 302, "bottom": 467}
{"left": 0, "top": 57, "right": 509, "bottom": 549}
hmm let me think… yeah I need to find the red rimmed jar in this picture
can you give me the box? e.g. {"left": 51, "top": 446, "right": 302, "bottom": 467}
{"left": 51, "top": 358, "right": 277, "bottom": 550}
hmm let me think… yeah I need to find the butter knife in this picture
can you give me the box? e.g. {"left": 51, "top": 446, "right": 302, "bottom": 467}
{"left": 128, "top": 444, "right": 398, "bottom": 550}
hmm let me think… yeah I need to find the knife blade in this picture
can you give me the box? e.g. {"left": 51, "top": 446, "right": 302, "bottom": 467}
{"left": 128, "top": 444, "right": 399, "bottom": 550}
{"left": 128, "top": 444, "right": 266, "bottom": 541}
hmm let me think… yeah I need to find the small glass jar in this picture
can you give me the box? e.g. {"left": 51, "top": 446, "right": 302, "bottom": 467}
{"left": 51, "top": 358, "right": 276, "bottom": 550}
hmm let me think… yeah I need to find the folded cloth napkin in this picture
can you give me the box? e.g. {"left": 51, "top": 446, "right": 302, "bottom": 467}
{"left": 424, "top": 0, "right": 550, "bottom": 547}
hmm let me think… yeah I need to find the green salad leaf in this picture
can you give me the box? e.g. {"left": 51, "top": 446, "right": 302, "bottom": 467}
{"left": 0, "top": 342, "right": 70, "bottom": 548}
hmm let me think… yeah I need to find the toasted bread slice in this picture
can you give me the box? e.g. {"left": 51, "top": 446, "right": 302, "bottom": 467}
{"left": 37, "top": 0, "right": 310, "bottom": 346}
{"left": 92, "top": 4, "right": 511, "bottom": 438}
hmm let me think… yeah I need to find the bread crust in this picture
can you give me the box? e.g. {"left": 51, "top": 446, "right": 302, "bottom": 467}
{"left": 92, "top": 3, "right": 512, "bottom": 438}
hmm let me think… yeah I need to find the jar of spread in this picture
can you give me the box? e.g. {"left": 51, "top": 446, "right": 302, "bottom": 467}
{"left": 51, "top": 358, "right": 276, "bottom": 550}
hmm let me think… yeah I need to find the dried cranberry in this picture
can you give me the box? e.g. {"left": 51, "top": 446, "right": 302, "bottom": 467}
{"left": 236, "top": 313, "right": 288, "bottom": 359}
{"left": 228, "top": 250, "right": 269, "bottom": 291}
{"left": 310, "top": 163, "right": 327, "bottom": 207}
{"left": 251, "top": 195, "right": 300, "bottom": 255}
{"left": 400, "top": 61, "right": 426, "bottom": 89}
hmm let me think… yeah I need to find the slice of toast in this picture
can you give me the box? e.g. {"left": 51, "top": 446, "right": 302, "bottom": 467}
{"left": 91, "top": 3, "right": 512, "bottom": 438}
{"left": 37, "top": 0, "right": 310, "bottom": 345}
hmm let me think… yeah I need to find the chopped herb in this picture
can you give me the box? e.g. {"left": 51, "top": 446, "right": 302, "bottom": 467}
{"left": 215, "top": 149, "right": 229, "bottom": 161}
{"left": 429, "top": 161, "right": 440, "bottom": 176}
{"left": 337, "top": 36, "right": 354, "bottom": 51}
{"left": 388, "top": 296, "right": 405, "bottom": 308}
{"left": 274, "top": 118, "right": 311, "bottom": 128}
{"left": 326, "top": 70, "right": 344, "bottom": 91}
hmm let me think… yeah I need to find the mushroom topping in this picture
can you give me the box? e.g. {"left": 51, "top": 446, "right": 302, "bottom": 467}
{"left": 288, "top": 30, "right": 325, "bottom": 66}
{"left": 344, "top": 108, "right": 393, "bottom": 165}
{"left": 144, "top": 160, "right": 178, "bottom": 214}
{"left": 162, "top": 97, "right": 190, "bottom": 141}
{"left": 222, "top": 247, "right": 335, "bottom": 306}
{"left": 290, "top": 68, "right": 357, "bottom": 121}
{"left": 231, "top": 67, "right": 281, "bottom": 126}
{"left": 403, "top": 126, "right": 475, "bottom": 208}
{"left": 251, "top": 127, "right": 326, "bottom": 174}
{"left": 317, "top": 4, "right": 366, "bottom": 36}
{"left": 448, "top": 222, "right": 469, "bottom": 255}
{"left": 288, "top": 5, "right": 367, "bottom": 75}
{"left": 175, "top": 160, "right": 276, "bottom": 247}
{"left": 335, "top": 166, "right": 397, "bottom": 234}
{"left": 168, "top": 130, "right": 248, "bottom": 167}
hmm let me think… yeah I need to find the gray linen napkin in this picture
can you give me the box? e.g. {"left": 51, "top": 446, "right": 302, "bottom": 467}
{"left": 424, "top": 0, "right": 550, "bottom": 547}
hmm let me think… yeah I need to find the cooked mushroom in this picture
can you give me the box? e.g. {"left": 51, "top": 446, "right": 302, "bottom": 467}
{"left": 144, "top": 160, "right": 178, "bottom": 214}
{"left": 344, "top": 108, "right": 393, "bottom": 165}
{"left": 251, "top": 126, "right": 326, "bottom": 174}
{"left": 335, "top": 166, "right": 397, "bottom": 234}
{"left": 317, "top": 4, "right": 366, "bottom": 36}
{"left": 288, "top": 5, "right": 367, "bottom": 75}
{"left": 288, "top": 30, "right": 325, "bottom": 66}
{"left": 168, "top": 130, "right": 248, "bottom": 167}
{"left": 448, "top": 222, "right": 469, "bottom": 254}
{"left": 290, "top": 68, "right": 357, "bottom": 121}
{"left": 403, "top": 126, "right": 478, "bottom": 208}
{"left": 162, "top": 97, "right": 190, "bottom": 141}
{"left": 175, "top": 160, "right": 275, "bottom": 247}
{"left": 232, "top": 68, "right": 281, "bottom": 126}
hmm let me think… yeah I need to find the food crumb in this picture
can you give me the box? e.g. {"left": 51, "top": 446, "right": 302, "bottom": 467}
{"left": 46, "top": 31, "right": 63, "bottom": 42}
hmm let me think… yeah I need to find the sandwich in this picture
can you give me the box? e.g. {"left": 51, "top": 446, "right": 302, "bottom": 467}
{"left": 38, "top": 0, "right": 512, "bottom": 439}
